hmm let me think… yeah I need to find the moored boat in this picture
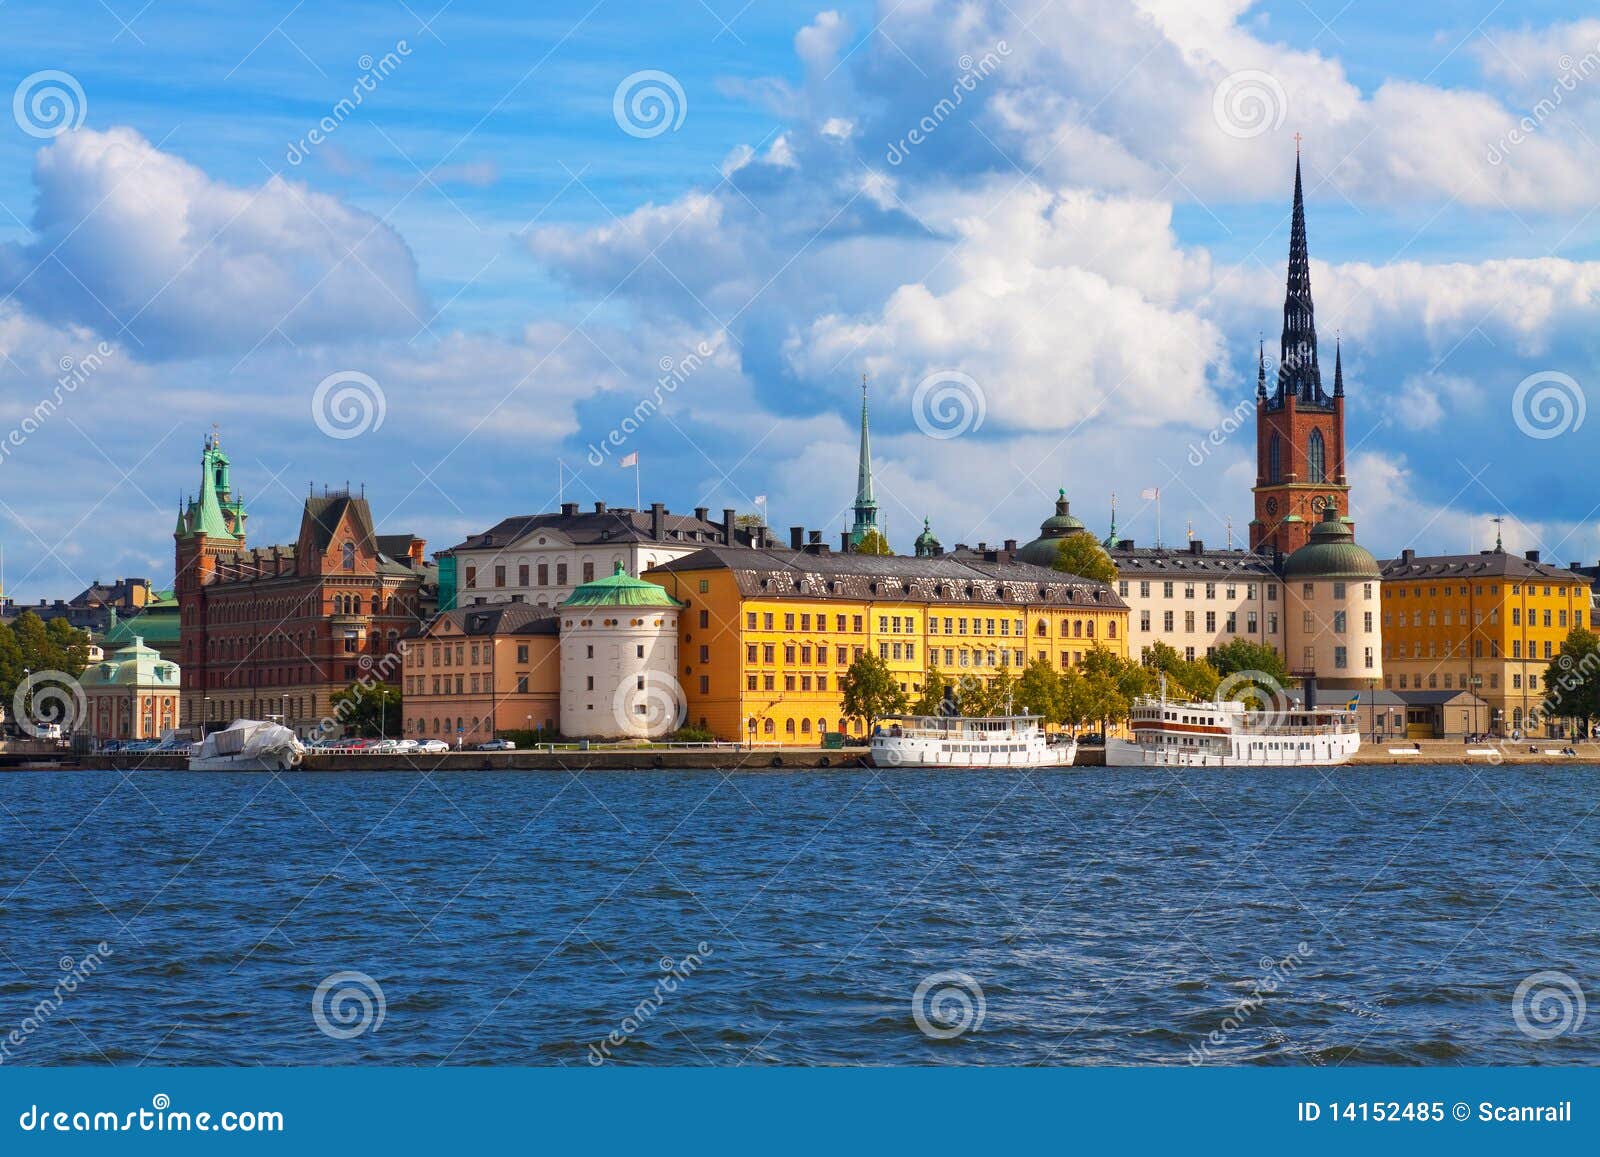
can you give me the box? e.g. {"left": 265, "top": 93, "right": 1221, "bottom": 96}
{"left": 1105, "top": 692, "right": 1359, "bottom": 768}
{"left": 869, "top": 714, "right": 1075, "bottom": 769}
{"left": 188, "top": 719, "right": 306, "bottom": 771}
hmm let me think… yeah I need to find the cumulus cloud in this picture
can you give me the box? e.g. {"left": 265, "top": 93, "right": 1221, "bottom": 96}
{"left": 0, "top": 127, "right": 428, "bottom": 358}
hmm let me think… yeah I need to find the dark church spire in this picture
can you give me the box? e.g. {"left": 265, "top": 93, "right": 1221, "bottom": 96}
{"left": 1256, "top": 336, "right": 1266, "bottom": 398}
{"left": 1333, "top": 334, "right": 1344, "bottom": 397}
{"left": 1276, "top": 143, "right": 1324, "bottom": 406}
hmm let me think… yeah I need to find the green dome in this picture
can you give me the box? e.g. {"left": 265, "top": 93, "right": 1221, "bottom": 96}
{"left": 1016, "top": 489, "right": 1091, "bottom": 566}
{"left": 560, "top": 562, "right": 683, "bottom": 608}
{"left": 914, "top": 517, "right": 941, "bottom": 558}
{"left": 1283, "top": 507, "right": 1381, "bottom": 580}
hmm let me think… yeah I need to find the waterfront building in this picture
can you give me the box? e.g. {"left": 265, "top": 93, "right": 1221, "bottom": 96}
{"left": 1107, "top": 538, "right": 1284, "bottom": 662}
{"left": 643, "top": 533, "right": 1128, "bottom": 743}
{"left": 1251, "top": 150, "right": 1351, "bottom": 555}
{"left": 1378, "top": 544, "right": 1588, "bottom": 736}
{"left": 559, "top": 563, "right": 683, "bottom": 739}
{"left": 1, "top": 576, "right": 160, "bottom": 637}
{"left": 174, "top": 432, "right": 435, "bottom": 734}
{"left": 102, "top": 593, "right": 180, "bottom": 664}
{"left": 78, "top": 635, "right": 181, "bottom": 741}
{"left": 440, "top": 502, "right": 753, "bottom": 611}
{"left": 1280, "top": 507, "right": 1383, "bottom": 694}
{"left": 1014, "top": 490, "right": 1094, "bottom": 567}
{"left": 849, "top": 377, "right": 879, "bottom": 548}
{"left": 402, "top": 603, "right": 559, "bottom": 744}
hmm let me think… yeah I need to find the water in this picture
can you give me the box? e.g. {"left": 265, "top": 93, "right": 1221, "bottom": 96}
{"left": 1, "top": 765, "right": 1595, "bottom": 1066}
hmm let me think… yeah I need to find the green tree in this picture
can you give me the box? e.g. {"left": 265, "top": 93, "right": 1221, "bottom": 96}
{"left": 1210, "top": 638, "right": 1291, "bottom": 694}
{"left": 1058, "top": 666, "right": 1094, "bottom": 730}
{"left": 1015, "top": 657, "right": 1064, "bottom": 722}
{"left": 44, "top": 616, "right": 91, "bottom": 677}
{"left": 982, "top": 669, "right": 1016, "bottom": 715}
{"left": 0, "top": 622, "right": 22, "bottom": 713}
{"left": 1142, "top": 641, "right": 1220, "bottom": 701}
{"left": 840, "top": 651, "right": 908, "bottom": 733}
{"left": 1052, "top": 534, "right": 1118, "bottom": 584}
{"left": 1080, "top": 645, "right": 1154, "bottom": 734}
{"left": 913, "top": 666, "right": 954, "bottom": 715}
{"left": 329, "top": 681, "right": 403, "bottom": 738}
{"left": 855, "top": 529, "right": 893, "bottom": 556}
{"left": 1544, "top": 627, "right": 1600, "bottom": 735}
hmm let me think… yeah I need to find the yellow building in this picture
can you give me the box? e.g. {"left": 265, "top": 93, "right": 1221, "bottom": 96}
{"left": 644, "top": 542, "right": 1128, "bottom": 744}
{"left": 1379, "top": 546, "right": 1589, "bottom": 736}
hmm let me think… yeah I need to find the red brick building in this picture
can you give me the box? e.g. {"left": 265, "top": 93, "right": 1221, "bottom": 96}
{"left": 174, "top": 432, "right": 435, "bottom": 734}
{"left": 1250, "top": 152, "right": 1350, "bottom": 556}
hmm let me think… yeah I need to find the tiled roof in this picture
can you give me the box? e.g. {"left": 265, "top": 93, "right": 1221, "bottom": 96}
{"left": 1379, "top": 549, "right": 1585, "bottom": 582}
{"left": 446, "top": 506, "right": 747, "bottom": 554}
{"left": 1108, "top": 543, "right": 1280, "bottom": 578}
{"left": 428, "top": 603, "right": 559, "bottom": 637}
{"left": 648, "top": 547, "right": 1126, "bottom": 609}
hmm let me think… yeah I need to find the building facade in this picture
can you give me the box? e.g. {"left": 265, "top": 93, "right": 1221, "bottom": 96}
{"left": 175, "top": 432, "right": 435, "bottom": 734}
{"left": 402, "top": 603, "right": 559, "bottom": 744}
{"left": 1379, "top": 545, "right": 1588, "bottom": 736}
{"left": 78, "top": 635, "right": 181, "bottom": 741}
{"left": 1251, "top": 151, "right": 1350, "bottom": 555}
{"left": 644, "top": 541, "right": 1128, "bottom": 744}
{"left": 441, "top": 502, "right": 752, "bottom": 611}
{"left": 1280, "top": 508, "right": 1383, "bottom": 693}
{"left": 1108, "top": 539, "right": 1285, "bottom": 662}
{"left": 559, "top": 563, "right": 683, "bottom": 739}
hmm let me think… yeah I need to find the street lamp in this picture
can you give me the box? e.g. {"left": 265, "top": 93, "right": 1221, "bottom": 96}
{"left": 1468, "top": 675, "right": 1482, "bottom": 739}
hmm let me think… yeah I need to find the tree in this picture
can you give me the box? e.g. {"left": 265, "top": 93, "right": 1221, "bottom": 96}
{"left": 44, "top": 616, "right": 91, "bottom": 677}
{"left": 980, "top": 668, "right": 1016, "bottom": 716}
{"left": 1015, "top": 658, "right": 1064, "bottom": 722}
{"left": 855, "top": 529, "right": 893, "bottom": 556}
{"left": 1080, "top": 645, "right": 1154, "bottom": 734}
{"left": 1544, "top": 628, "right": 1600, "bottom": 736}
{"left": 1142, "top": 641, "right": 1220, "bottom": 701}
{"left": 329, "top": 681, "right": 403, "bottom": 738}
{"left": 1052, "top": 534, "right": 1118, "bottom": 584}
{"left": 840, "top": 652, "right": 908, "bottom": 733}
{"left": 1211, "top": 638, "right": 1290, "bottom": 695}
{"left": 0, "top": 622, "right": 23, "bottom": 719}
{"left": 913, "top": 666, "right": 954, "bottom": 715}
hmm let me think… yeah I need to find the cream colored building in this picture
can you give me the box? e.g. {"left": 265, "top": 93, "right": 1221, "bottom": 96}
{"left": 1280, "top": 508, "right": 1383, "bottom": 693}
{"left": 559, "top": 564, "right": 684, "bottom": 739}
{"left": 1108, "top": 539, "right": 1285, "bottom": 662}
{"left": 445, "top": 502, "right": 753, "bottom": 609}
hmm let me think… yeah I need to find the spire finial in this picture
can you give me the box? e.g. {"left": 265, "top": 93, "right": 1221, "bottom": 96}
{"left": 1294, "top": 130, "right": 1303, "bottom": 153}
{"left": 850, "top": 373, "right": 878, "bottom": 546}
{"left": 1491, "top": 515, "right": 1505, "bottom": 553}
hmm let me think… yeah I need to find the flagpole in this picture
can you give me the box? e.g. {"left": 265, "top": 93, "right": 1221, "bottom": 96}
{"left": 634, "top": 460, "right": 641, "bottom": 510}
{"left": 558, "top": 459, "right": 564, "bottom": 504}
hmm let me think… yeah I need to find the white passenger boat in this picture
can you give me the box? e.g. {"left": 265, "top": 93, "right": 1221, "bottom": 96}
{"left": 868, "top": 714, "right": 1075, "bottom": 769}
{"left": 188, "top": 719, "right": 306, "bottom": 771}
{"left": 1105, "top": 691, "right": 1360, "bottom": 768}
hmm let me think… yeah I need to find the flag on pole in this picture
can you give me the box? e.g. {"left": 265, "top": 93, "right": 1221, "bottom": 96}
{"left": 754, "top": 495, "right": 767, "bottom": 505}
{"left": 1140, "top": 487, "right": 1159, "bottom": 500}
{"left": 619, "top": 451, "right": 638, "bottom": 469}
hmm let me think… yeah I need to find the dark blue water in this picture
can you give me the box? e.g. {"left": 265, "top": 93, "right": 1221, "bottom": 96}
{"left": 1, "top": 766, "right": 1596, "bottom": 1066}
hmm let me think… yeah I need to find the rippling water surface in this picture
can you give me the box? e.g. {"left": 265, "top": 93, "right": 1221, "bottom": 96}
{"left": 1, "top": 765, "right": 1596, "bottom": 1065}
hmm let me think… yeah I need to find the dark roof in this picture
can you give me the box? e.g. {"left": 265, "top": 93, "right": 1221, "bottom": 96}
{"left": 70, "top": 577, "right": 152, "bottom": 606}
{"left": 430, "top": 603, "right": 560, "bottom": 637}
{"left": 647, "top": 546, "right": 1126, "bottom": 609}
{"left": 1391, "top": 690, "right": 1488, "bottom": 706}
{"left": 1379, "top": 548, "right": 1585, "bottom": 583}
{"left": 302, "top": 493, "right": 377, "bottom": 553}
{"left": 446, "top": 505, "right": 748, "bottom": 554}
{"left": 1108, "top": 541, "right": 1280, "bottom": 578}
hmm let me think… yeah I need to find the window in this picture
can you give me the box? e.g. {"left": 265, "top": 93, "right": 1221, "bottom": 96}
{"left": 495, "top": 565, "right": 506, "bottom": 587}
{"left": 519, "top": 564, "right": 529, "bottom": 585}
{"left": 1307, "top": 429, "right": 1326, "bottom": 483}
{"left": 556, "top": 563, "right": 567, "bottom": 585}
{"left": 698, "top": 609, "right": 709, "bottom": 629}
{"left": 1268, "top": 432, "right": 1282, "bottom": 481}
{"left": 1332, "top": 611, "right": 1346, "bottom": 634}
{"left": 583, "top": 562, "right": 595, "bottom": 582}
{"left": 342, "top": 542, "right": 356, "bottom": 570}
{"left": 537, "top": 563, "right": 548, "bottom": 585}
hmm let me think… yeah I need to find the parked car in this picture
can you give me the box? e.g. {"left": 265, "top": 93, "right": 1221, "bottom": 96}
{"left": 391, "top": 739, "right": 418, "bottom": 753}
{"left": 477, "top": 739, "right": 516, "bottom": 751}
{"left": 417, "top": 739, "right": 450, "bottom": 754}
{"left": 1076, "top": 732, "right": 1105, "bottom": 746}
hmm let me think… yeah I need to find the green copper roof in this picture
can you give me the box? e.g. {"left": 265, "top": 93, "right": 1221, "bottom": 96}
{"left": 78, "top": 636, "right": 181, "bottom": 688}
{"left": 560, "top": 562, "right": 684, "bottom": 608}
{"left": 1283, "top": 507, "right": 1381, "bottom": 580}
{"left": 1016, "top": 488, "right": 1091, "bottom": 566}
{"left": 850, "top": 376, "right": 878, "bottom": 545}
{"left": 914, "top": 516, "right": 940, "bottom": 557}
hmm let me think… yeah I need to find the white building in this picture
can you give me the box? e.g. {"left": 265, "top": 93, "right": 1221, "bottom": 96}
{"left": 558, "top": 563, "right": 684, "bottom": 739}
{"left": 445, "top": 502, "right": 757, "bottom": 610}
{"left": 1108, "top": 538, "right": 1286, "bottom": 662}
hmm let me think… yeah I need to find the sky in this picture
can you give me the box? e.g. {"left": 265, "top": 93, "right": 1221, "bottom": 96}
{"left": 2, "top": 0, "right": 1600, "bottom": 599}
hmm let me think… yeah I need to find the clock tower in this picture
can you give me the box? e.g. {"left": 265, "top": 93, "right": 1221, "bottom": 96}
{"left": 1251, "top": 146, "right": 1349, "bottom": 555}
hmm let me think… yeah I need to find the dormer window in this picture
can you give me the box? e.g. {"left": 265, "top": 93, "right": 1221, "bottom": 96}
{"left": 342, "top": 542, "right": 355, "bottom": 570}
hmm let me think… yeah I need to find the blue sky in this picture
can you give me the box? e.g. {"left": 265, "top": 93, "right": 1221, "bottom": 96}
{"left": 3, "top": 0, "right": 1600, "bottom": 598}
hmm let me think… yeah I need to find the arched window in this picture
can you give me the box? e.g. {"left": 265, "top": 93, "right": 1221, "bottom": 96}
{"left": 342, "top": 542, "right": 356, "bottom": 570}
{"left": 1268, "top": 433, "right": 1282, "bottom": 482}
{"left": 1307, "top": 429, "right": 1326, "bottom": 484}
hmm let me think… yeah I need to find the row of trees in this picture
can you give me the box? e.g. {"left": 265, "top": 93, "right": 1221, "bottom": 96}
{"left": 838, "top": 636, "right": 1295, "bottom": 734}
{"left": 0, "top": 612, "right": 94, "bottom": 731}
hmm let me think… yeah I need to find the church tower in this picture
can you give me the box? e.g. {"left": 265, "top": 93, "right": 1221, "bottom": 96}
{"left": 1250, "top": 145, "right": 1349, "bottom": 555}
{"left": 174, "top": 430, "right": 248, "bottom": 723}
{"left": 849, "top": 375, "right": 879, "bottom": 548}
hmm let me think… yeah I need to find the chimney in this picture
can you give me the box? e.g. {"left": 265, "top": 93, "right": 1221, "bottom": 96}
{"left": 1189, "top": 540, "right": 1204, "bottom": 555}
{"left": 1400, "top": 548, "right": 1415, "bottom": 564}
{"left": 594, "top": 501, "right": 606, "bottom": 514}
{"left": 1116, "top": 539, "right": 1133, "bottom": 551}
{"left": 561, "top": 502, "right": 578, "bottom": 517}
{"left": 723, "top": 508, "right": 736, "bottom": 545}
{"left": 790, "top": 526, "right": 805, "bottom": 550}
{"left": 1570, "top": 562, "right": 1580, "bottom": 572}
{"left": 409, "top": 538, "right": 425, "bottom": 566}
{"left": 983, "top": 550, "right": 999, "bottom": 563}
{"left": 1525, "top": 549, "right": 1541, "bottom": 563}
{"left": 694, "top": 506, "right": 709, "bottom": 523}
{"left": 651, "top": 501, "right": 665, "bottom": 541}
{"left": 808, "top": 530, "right": 822, "bottom": 545}
{"left": 1003, "top": 539, "right": 1017, "bottom": 554}
{"left": 841, "top": 531, "right": 852, "bottom": 553}
{"left": 978, "top": 542, "right": 988, "bottom": 552}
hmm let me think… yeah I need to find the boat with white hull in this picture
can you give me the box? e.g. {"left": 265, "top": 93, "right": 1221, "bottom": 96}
{"left": 1105, "top": 693, "right": 1360, "bottom": 768}
{"left": 869, "top": 714, "right": 1075, "bottom": 769}
{"left": 188, "top": 719, "right": 306, "bottom": 771}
